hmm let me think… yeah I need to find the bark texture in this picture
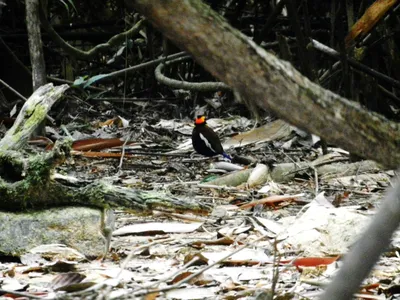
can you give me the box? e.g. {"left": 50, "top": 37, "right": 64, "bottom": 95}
{"left": 25, "top": 0, "right": 47, "bottom": 90}
{"left": 0, "top": 84, "right": 67, "bottom": 151}
{"left": 130, "top": 0, "right": 400, "bottom": 169}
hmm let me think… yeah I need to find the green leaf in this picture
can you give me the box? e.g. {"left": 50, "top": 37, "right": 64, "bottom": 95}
{"left": 83, "top": 74, "right": 110, "bottom": 88}
{"left": 201, "top": 175, "right": 219, "bottom": 183}
{"left": 72, "top": 76, "right": 88, "bottom": 88}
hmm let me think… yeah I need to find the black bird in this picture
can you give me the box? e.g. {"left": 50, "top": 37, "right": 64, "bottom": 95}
{"left": 192, "top": 115, "right": 231, "bottom": 160}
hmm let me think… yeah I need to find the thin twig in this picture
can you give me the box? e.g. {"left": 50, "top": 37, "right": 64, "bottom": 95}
{"left": 136, "top": 257, "right": 200, "bottom": 291}
{"left": 134, "top": 233, "right": 272, "bottom": 297}
{"left": 69, "top": 237, "right": 175, "bottom": 298}
{"left": 312, "top": 39, "right": 400, "bottom": 89}
{"left": 0, "top": 78, "right": 28, "bottom": 102}
{"left": 118, "top": 131, "right": 133, "bottom": 171}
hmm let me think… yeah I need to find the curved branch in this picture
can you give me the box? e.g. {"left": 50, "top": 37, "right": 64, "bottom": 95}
{"left": 82, "top": 52, "right": 188, "bottom": 87}
{"left": 155, "top": 57, "right": 231, "bottom": 91}
{"left": 40, "top": 8, "right": 145, "bottom": 60}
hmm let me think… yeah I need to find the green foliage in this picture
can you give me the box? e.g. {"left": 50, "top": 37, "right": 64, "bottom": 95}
{"left": 72, "top": 76, "right": 88, "bottom": 88}
{"left": 83, "top": 74, "right": 110, "bottom": 89}
{"left": 72, "top": 74, "right": 111, "bottom": 89}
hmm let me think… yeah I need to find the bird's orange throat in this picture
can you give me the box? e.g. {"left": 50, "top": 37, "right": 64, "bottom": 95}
{"left": 195, "top": 116, "right": 206, "bottom": 125}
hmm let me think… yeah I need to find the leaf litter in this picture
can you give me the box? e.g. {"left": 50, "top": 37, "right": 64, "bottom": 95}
{"left": 0, "top": 105, "right": 397, "bottom": 299}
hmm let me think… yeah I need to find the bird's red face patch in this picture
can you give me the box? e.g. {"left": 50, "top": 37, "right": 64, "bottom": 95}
{"left": 195, "top": 116, "right": 206, "bottom": 125}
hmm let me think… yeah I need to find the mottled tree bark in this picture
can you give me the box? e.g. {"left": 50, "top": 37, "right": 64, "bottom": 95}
{"left": 25, "top": 0, "right": 48, "bottom": 136}
{"left": 25, "top": 0, "right": 47, "bottom": 91}
{"left": 130, "top": 0, "right": 400, "bottom": 169}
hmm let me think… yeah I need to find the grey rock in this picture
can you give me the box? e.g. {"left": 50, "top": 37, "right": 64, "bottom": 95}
{"left": 0, "top": 207, "right": 107, "bottom": 258}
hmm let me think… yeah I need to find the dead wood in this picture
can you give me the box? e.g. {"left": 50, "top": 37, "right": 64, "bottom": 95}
{"left": 0, "top": 84, "right": 67, "bottom": 151}
{"left": 130, "top": 0, "right": 400, "bottom": 169}
{"left": 206, "top": 159, "right": 380, "bottom": 187}
{"left": 0, "top": 83, "right": 208, "bottom": 213}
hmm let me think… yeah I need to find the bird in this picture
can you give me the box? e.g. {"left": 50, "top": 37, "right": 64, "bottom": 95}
{"left": 191, "top": 115, "right": 232, "bottom": 160}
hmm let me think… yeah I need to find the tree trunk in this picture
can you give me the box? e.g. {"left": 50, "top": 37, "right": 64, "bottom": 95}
{"left": 25, "top": 0, "right": 47, "bottom": 90}
{"left": 25, "top": 0, "right": 47, "bottom": 136}
{"left": 129, "top": 0, "right": 400, "bottom": 169}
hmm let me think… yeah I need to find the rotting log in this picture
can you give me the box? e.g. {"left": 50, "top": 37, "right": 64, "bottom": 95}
{"left": 0, "top": 83, "right": 68, "bottom": 210}
{"left": 206, "top": 159, "right": 381, "bottom": 187}
{"left": 0, "top": 139, "right": 209, "bottom": 212}
{"left": 0, "top": 83, "right": 209, "bottom": 213}
{"left": 0, "top": 83, "right": 68, "bottom": 151}
{"left": 0, "top": 83, "right": 209, "bottom": 256}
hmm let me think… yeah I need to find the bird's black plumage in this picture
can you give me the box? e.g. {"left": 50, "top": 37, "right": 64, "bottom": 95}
{"left": 191, "top": 116, "right": 231, "bottom": 160}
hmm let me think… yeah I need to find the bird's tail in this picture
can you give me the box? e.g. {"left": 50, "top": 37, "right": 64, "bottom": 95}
{"left": 222, "top": 152, "right": 232, "bottom": 161}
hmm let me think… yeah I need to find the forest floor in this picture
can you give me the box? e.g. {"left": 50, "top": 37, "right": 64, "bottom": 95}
{"left": 0, "top": 100, "right": 396, "bottom": 300}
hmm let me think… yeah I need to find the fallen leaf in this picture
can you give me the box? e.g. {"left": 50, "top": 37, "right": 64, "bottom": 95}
{"left": 113, "top": 222, "right": 203, "bottom": 236}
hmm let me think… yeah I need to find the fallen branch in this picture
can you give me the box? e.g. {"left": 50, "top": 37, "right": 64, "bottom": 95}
{"left": 0, "top": 83, "right": 208, "bottom": 213}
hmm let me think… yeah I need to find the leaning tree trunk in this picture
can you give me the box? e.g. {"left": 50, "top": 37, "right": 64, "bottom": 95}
{"left": 130, "top": 0, "right": 400, "bottom": 170}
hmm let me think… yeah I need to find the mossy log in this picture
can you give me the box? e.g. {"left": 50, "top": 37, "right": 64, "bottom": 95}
{"left": 0, "top": 142, "right": 208, "bottom": 213}
{"left": 0, "top": 83, "right": 209, "bottom": 214}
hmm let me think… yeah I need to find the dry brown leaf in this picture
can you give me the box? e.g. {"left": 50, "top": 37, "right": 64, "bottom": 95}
{"left": 223, "top": 119, "right": 291, "bottom": 148}
{"left": 191, "top": 236, "right": 236, "bottom": 248}
{"left": 239, "top": 194, "right": 303, "bottom": 209}
{"left": 50, "top": 272, "right": 89, "bottom": 292}
{"left": 113, "top": 222, "right": 203, "bottom": 236}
